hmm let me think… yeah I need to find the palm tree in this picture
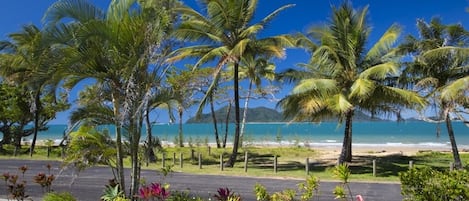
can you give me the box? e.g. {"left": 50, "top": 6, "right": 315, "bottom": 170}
{"left": 170, "top": 0, "right": 294, "bottom": 167}
{"left": 0, "top": 24, "right": 69, "bottom": 156}
{"left": 279, "top": 2, "right": 426, "bottom": 164}
{"left": 398, "top": 18, "right": 469, "bottom": 169}
{"left": 233, "top": 53, "right": 276, "bottom": 139}
{"left": 43, "top": 0, "right": 173, "bottom": 197}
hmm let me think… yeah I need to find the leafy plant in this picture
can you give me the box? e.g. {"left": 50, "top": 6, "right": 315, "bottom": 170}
{"left": 254, "top": 183, "right": 270, "bottom": 201}
{"left": 333, "top": 164, "right": 353, "bottom": 200}
{"left": 43, "top": 192, "right": 77, "bottom": 201}
{"left": 400, "top": 167, "right": 469, "bottom": 201}
{"left": 101, "top": 185, "right": 128, "bottom": 201}
{"left": 137, "top": 182, "right": 170, "bottom": 201}
{"left": 298, "top": 175, "right": 320, "bottom": 201}
{"left": 167, "top": 191, "right": 203, "bottom": 201}
{"left": 214, "top": 187, "right": 241, "bottom": 201}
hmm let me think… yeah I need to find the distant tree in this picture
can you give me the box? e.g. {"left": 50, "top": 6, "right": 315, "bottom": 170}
{"left": 167, "top": 66, "right": 212, "bottom": 147}
{"left": 279, "top": 2, "right": 426, "bottom": 164}
{"left": 0, "top": 24, "right": 69, "bottom": 156}
{"left": 398, "top": 18, "right": 469, "bottom": 169}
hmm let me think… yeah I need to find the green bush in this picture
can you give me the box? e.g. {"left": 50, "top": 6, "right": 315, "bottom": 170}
{"left": 42, "top": 192, "right": 77, "bottom": 201}
{"left": 399, "top": 167, "right": 469, "bottom": 201}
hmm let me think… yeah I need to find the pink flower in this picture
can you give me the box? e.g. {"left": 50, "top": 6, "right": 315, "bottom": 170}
{"left": 138, "top": 186, "right": 152, "bottom": 200}
{"left": 137, "top": 183, "right": 170, "bottom": 200}
{"left": 356, "top": 194, "right": 364, "bottom": 201}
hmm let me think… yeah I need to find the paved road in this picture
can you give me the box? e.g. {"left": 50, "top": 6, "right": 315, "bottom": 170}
{"left": 0, "top": 159, "right": 403, "bottom": 201}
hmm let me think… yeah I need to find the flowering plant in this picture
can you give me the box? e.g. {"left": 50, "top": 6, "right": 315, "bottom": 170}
{"left": 137, "top": 183, "right": 170, "bottom": 201}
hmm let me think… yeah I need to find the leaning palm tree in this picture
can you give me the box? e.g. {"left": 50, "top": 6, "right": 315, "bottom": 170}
{"left": 43, "top": 0, "right": 173, "bottom": 198}
{"left": 279, "top": 2, "right": 426, "bottom": 164}
{"left": 170, "top": 0, "right": 294, "bottom": 167}
{"left": 398, "top": 18, "right": 469, "bottom": 169}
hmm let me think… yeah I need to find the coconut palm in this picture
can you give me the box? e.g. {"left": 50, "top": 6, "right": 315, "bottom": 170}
{"left": 398, "top": 18, "right": 469, "bottom": 169}
{"left": 170, "top": 0, "right": 294, "bottom": 167}
{"left": 279, "top": 2, "right": 426, "bottom": 164}
{"left": 0, "top": 24, "right": 69, "bottom": 156}
{"left": 232, "top": 53, "right": 276, "bottom": 139}
{"left": 43, "top": 0, "right": 173, "bottom": 197}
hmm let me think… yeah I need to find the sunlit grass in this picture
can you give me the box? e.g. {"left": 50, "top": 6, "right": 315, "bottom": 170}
{"left": 2, "top": 145, "right": 469, "bottom": 183}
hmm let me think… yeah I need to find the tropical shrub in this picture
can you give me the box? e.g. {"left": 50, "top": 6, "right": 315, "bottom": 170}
{"left": 400, "top": 167, "right": 469, "bottom": 200}
{"left": 42, "top": 192, "right": 77, "bottom": 201}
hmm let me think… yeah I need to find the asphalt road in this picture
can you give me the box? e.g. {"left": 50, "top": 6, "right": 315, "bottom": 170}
{"left": 0, "top": 159, "right": 403, "bottom": 201}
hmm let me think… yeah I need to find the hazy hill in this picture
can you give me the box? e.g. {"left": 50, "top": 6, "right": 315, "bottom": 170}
{"left": 186, "top": 106, "right": 386, "bottom": 123}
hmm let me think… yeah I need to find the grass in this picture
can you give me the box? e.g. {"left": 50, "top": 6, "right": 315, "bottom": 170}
{"left": 2, "top": 145, "right": 469, "bottom": 183}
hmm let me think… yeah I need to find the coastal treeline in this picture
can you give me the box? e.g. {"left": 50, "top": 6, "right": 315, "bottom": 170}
{"left": 0, "top": 0, "right": 468, "bottom": 200}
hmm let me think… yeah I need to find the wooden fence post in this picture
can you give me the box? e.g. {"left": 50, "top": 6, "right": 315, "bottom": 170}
{"left": 198, "top": 153, "right": 202, "bottom": 169}
{"left": 172, "top": 152, "right": 176, "bottom": 165}
{"left": 372, "top": 159, "right": 376, "bottom": 177}
{"left": 179, "top": 153, "right": 183, "bottom": 169}
{"left": 244, "top": 152, "right": 248, "bottom": 172}
{"left": 409, "top": 160, "right": 413, "bottom": 169}
{"left": 274, "top": 155, "right": 278, "bottom": 173}
{"left": 305, "top": 158, "right": 310, "bottom": 175}
{"left": 220, "top": 154, "right": 224, "bottom": 171}
{"left": 162, "top": 153, "right": 166, "bottom": 168}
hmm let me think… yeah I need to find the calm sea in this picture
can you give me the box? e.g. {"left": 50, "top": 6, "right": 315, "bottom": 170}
{"left": 33, "top": 121, "right": 469, "bottom": 149}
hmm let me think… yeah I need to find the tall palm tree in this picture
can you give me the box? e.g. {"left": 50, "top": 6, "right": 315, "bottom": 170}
{"left": 233, "top": 53, "right": 276, "bottom": 139}
{"left": 43, "top": 0, "right": 173, "bottom": 197}
{"left": 279, "top": 2, "right": 426, "bottom": 164}
{"left": 0, "top": 24, "right": 69, "bottom": 156}
{"left": 398, "top": 18, "right": 469, "bottom": 169}
{"left": 170, "top": 0, "right": 294, "bottom": 167}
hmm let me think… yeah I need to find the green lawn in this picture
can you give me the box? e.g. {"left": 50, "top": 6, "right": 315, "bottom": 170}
{"left": 2, "top": 145, "right": 468, "bottom": 183}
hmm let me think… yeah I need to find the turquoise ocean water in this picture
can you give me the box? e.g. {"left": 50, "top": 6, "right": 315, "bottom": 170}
{"left": 33, "top": 121, "right": 469, "bottom": 149}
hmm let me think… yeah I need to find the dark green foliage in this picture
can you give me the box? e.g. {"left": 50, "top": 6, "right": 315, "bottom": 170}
{"left": 400, "top": 167, "right": 469, "bottom": 201}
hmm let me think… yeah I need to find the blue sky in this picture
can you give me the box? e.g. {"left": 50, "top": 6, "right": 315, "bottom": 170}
{"left": 1, "top": 0, "right": 468, "bottom": 124}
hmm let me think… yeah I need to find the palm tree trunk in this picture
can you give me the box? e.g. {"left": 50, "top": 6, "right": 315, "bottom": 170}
{"left": 210, "top": 96, "right": 221, "bottom": 148}
{"left": 29, "top": 92, "right": 41, "bottom": 157}
{"left": 446, "top": 111, "right": 462, "bottom": 169}
{"left": 339, "top": 110, "right": 354, "bottom": 164}
{"left": 227, "top": 62, "right": 241, "bottom": 167}
{"left": 130, "top": 121, "right": 142, "bottom": 201}
{"left": 178, "top": 106, "right": 184, "bottom": 147}
{"left": 240, "top": 80, "right": 253, "bottom": 143}
{"left": 223, "top": 102, "right": 232, "bottom": 148}
{"left": 112, "top": 93, "right": 125, "bottom": 195}
{"left": 145, "top": 108, "right": 156, "bottom": 164}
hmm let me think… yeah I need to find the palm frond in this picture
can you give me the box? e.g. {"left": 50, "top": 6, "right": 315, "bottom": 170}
{"left": 441, "top": 76, "right": 469, "bottom": 102}
{"left": 365, "top": 24, "right": 401, "bottom": 61}
{"left": 349, "top": 78, "right": 375, "bottom": 100}
{"left": 326, "top": 94, "right": 353, "bottom": 114}
{"left": 359, "top": 62, "right": 399, "bottom": 80}
{"left": 292, "top": 78, "right": 337, "bottom": 95}
{"left": 42, "top": 0, "right": 105, "bottom": 26}
{"left": 422, "top": 46, "right": 469, "bottom": 62}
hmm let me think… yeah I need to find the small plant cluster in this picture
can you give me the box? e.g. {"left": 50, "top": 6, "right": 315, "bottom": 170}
{"left": 254, "top": 175, "right": 318, "bottom": 201}
{"left": 2, "top": 164, "right": 58, "bottom": 201}
{"left": 2, "top": 165, "right": 29, "bottom": 200}
{"left": 99, "top": 164, "right": 364, "bottom": 201}
{"left": 400, "top": 167, "right": 469, "bottom": 201}
{"left": 33, "top": 164, "right": 55, "bottom": 193}
{"left": 137, "top": 183, "right": 170, "bottom": 201}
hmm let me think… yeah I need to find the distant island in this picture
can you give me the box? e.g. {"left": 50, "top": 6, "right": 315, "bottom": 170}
{"left": 186, "top": 106, "right": 387, "bottom": 123}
